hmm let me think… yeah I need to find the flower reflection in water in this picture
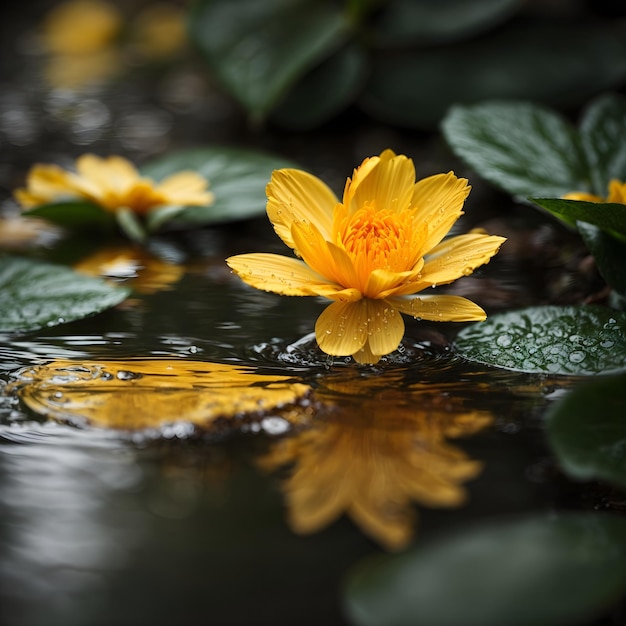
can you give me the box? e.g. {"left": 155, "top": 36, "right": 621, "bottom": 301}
{"left": 73, "top": 244, "right": 185, "bottom": 294}
{"left": 258, "top": 371, "right": 492, "bottom": 550}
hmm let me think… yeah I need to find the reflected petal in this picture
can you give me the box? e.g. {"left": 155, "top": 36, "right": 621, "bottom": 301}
{"left": 8, "top": 359, "right": 311, "bottom": 431}
{"left": 258, "top": 372, "right": 493, "bottom": 550}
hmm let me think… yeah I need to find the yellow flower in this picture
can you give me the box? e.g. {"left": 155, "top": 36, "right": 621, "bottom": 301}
{"left": 227, "top": 150, "right": 505, "bottom": 364}
{"left": 563, "top": 179, "right": 626, "bottom": 203}
{"left": 14, "top": 154, "right": 214, "bottom": 216}
{"left": 258, "top": 372, "right": 492, "bottom": 550}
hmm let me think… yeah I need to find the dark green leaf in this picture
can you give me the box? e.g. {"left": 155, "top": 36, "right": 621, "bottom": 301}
{"left": 188, "top": 0, "right": 349, "bottom": 123}
{"left": 344, "top": 513, "right": 626, "bottom": 626}
{"left": 373, "top": 0, "right": 521, "bottom": 46}
{"left": 0, "top": 256, "right": 130, "bottom": 333}
{"left": 23, "top": 201, "right": 116, "bottom": 231}
{"left": 579, "top": 93, "right": 626, "bottom": 195}
{"left": 441, "top": 100, "right": 587, "bottom": 199}
{"left": 546, "top": 373, "right": 626, "bottom": 489}
{"left": 454, "top": 305, "right": 626, "bottom": 375}
{"left": 530, "top": 198, "right": 626, "bottom": 238}
{"left": 365, "top": 19, "right": 626, "bottom": 131}
{"left": 141, "top": 147, "right": 298, "bottom": 226}
{"left": 270, "top": 43, "right": 368, "bottom": 131}
{"left": 578, "top": 222, "right": 626, "bottom": 300}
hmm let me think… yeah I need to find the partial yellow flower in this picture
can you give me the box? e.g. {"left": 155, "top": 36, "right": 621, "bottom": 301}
{"left": 258, "top": 372, "right": 492, "bottom": 550}
{"left": 227, "top": 150, "right": 506, "bottom": 364}
{"left": 563, "top": 179, "right": 626, "bottom": 204}
{"left": 14, "top": 154, "right": 214, "bottom": 216}
{"left": 41, "top": 0, "right": 121, "bottom": 56}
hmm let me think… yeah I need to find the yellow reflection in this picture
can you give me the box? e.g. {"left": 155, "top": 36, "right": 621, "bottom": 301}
{"left": 10, "top": 359, "right": 311, "bottom": 430}
{"left": 73, "top": 245, "right": 185, "bottom": 294}
{"left": 258, "top": 372, "right": 492, "bottom": 550}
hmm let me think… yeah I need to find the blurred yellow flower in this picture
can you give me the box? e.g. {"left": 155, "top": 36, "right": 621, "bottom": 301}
{"left": 564, "top": 179, "right": 626, "bottom": 203}
{"left": 131, "top": 3, "right": 188, "bottom": 60}
{"left": 41, "top": 0, "right": 121, "bottom": 56}
{"left": 227, "top": 150, "right": 505, "bottom": 364}
{"left": 14, "top": 154, "right": 214, "bottom": 216}
{"left": 258, "top": 372, "right": 492, "bottom": 550}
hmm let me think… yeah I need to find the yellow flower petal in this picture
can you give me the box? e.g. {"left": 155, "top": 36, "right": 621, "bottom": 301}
{"left": 345, "top": 152, "right": 415, "bottom": 215}
{"left": 267, "top": 168, "right": 338, "bottom": 250}
{"left": 156, "top": 171, "right": 214, "bottom": 205}
{"left": 226, "top": 253, "right": 331, "bottom": 296}
{"left": 411, "top": 172, "right": 471, "bottom": 255}
{"left": 363, "top": 300, "right": 405, "bottom": 357}
{"left": 389, "top": 294, "right": 487, "bottom": 322}
{"left": 364, "top": 264, "right": 424, "bottom": 299}
{"left": 315, "top": 300, "right": 369, "bottom": 356}
{"left": 420, "top": 232, "right": 507, "bottom": 287}
{"left": 14, "top": 164, "right": 80, "bottom": 208}
{"left": 607, "top": 179, "right": 626, "bottom": 203}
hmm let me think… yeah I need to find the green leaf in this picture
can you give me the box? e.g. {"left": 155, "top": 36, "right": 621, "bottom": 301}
{"left": 546, "top": 373, "right": 626, "bottom": 489}
{"left": 115, "top": 207, "right": 147, "bottom": 243}
{"left": 344, "top": 513, "right": 626, "bottom": 626}
{"left": 366, "top": 19, "right": 626, "bottom": 131}
{"left": 270, "top": 43, "right": 368, "bottom": 131}
{"left": 578, "top": 222, "right": 626, "bottom": 301}
{"left": 0, "top": 256, "right": 130, "bottom": 333}
{"left": 188, "top": 0, "right": 349, "bottom": 124}
{"left": 454, "top": 305, "right": 626, "bottom": 375}
{"left": 144, "top": 204, "right": 187, "bottom": 232}
{"left": 579, "top": 93, "right": 626, "bottom": 195}
{"left": 441, "top": 100, "right": 588, "bottom": 199}
{"left": 372, "top": 0, "right": 521, "bottom": 46}
{"left": 530, "top": 198, "right": 626, "bottom": 238}
{"left": 141, "top": 147, "right": 298, "bottom": 226}
{"left": 23, "top": 201, "right": 116, "bottom": 231}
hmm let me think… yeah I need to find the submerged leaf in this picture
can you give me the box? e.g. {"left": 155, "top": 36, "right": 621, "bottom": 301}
{"left": 344, "top": 513, "right": 626, "bottom": 626}
{"left": 9, "top": 359, "right": 311, "bottom": 431}
{"left": 0, "top": 256, "right": 130, "bottom": 333}
{"left": 546, "top": 372, "right": 626, "bottom": 489}
{"left": 454, "top": 305, "right": 626, "bottom": 375}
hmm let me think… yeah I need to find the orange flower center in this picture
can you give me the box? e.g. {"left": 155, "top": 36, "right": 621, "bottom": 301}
{"left": 338, "top": 204, "right": 419, "bottom": 274}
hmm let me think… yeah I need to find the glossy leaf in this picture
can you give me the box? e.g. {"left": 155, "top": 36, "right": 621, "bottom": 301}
{"left": 579, "top": 93, "right": 626, "bottom": 195}
{"left": 441, "top": 100, "right": 587, "bottom": 199}
{"left": 141, "top": 147, "right": 298, "bottom": 226}
{"left": 454, "top": 305, "right": 626, "bottom": 375}
{"left": 0, "top": 256, "right": 130, "bottom": 333}
{"left": 188, "top": 0, "right": 349, "bottom": 123}
{"left": 9, "top": 359, "right": 311, "bottom": 431}
{"left": 344, "top": 513, "right": 626, "bottom": 626}
{"left": 373, "top": 0, "right": 521, "bottom": 46}
{"left": 578, "top": 222, "right": 626, "bottom": 300}
{"left": 546, "top": 373, "right": 626, "bottom": 489}
{"left": 367, "top": 20, "right": 626, "bottom": 131}
{"left": 530, "top": 198, "right": 626, "bottom": 238}
{"left": 115, "top": 206, "right": 147, "bottom": 243}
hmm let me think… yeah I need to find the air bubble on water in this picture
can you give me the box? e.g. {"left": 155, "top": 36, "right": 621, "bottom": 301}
{"left": 600, "top": 339, "right": 614, "bottom": 348}
{"left": 116, "top": 370, "right": 142, "bottom": 381}
{"left": 261, "top": 416, "right": 290, "bottom": 435}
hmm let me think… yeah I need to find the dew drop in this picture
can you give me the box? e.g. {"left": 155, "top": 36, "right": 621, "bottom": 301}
{"left": 116, "top": 370, "right": 143, "bottom": 381}
{"left": 569, "top": 350, "right": 585, "bottom": 363}
{"left": 496, "top": 334, "right": 512, "bottom": 348}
